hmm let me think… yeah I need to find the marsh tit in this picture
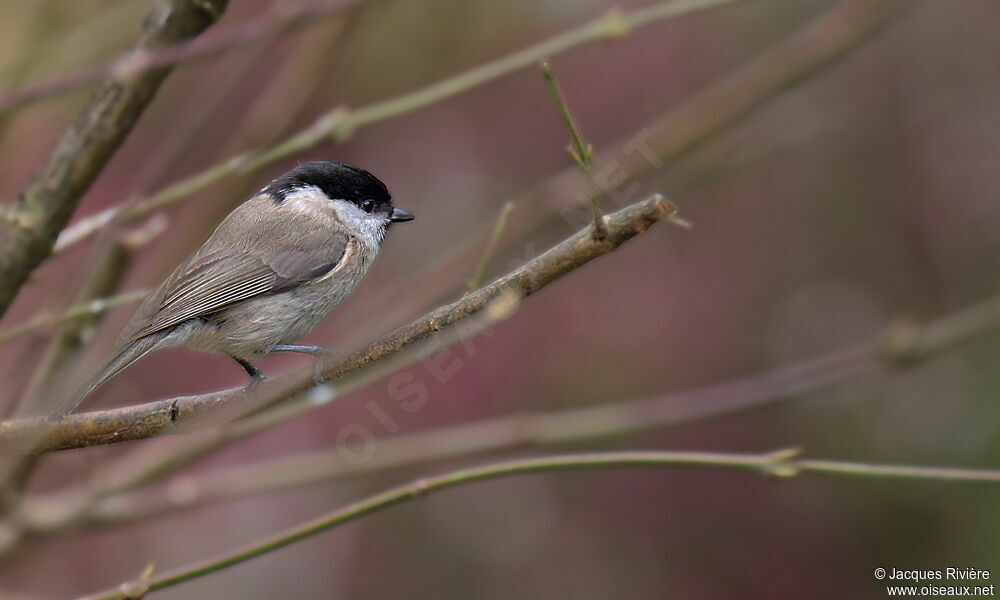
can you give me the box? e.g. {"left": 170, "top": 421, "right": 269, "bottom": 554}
{"left": 60, "top": 161, "right": 413, "bottom": 418}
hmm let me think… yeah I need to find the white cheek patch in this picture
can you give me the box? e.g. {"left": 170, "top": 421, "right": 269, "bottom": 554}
{"left": 330, "top": 199, "right": 387, "bottom": 245}
{"left": 282, "top": 185, "right": 387, "bottom": 247}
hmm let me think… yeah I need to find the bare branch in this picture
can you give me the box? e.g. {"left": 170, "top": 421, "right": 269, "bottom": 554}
{"left": 77, "top": 448, "right": 1000, "bottom": 600}
{"left": 0, "top": 195, "right": 676, "bottom": 453}
{"left": 0, "top": 0, "right": 229, "bottom": 318}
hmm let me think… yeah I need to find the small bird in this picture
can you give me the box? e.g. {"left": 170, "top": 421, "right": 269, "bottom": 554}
{"left": 59, "top": 161, "right": 414, "bottom": 419}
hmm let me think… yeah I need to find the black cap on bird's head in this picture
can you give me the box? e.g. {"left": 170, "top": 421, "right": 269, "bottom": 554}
{"left": 265, "top": 161, "right": 414, "bottom": 223}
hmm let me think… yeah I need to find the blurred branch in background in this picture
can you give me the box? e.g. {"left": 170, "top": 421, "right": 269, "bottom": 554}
{"left": 0, "top": 0, "right": 361, "bottom": 116}
{"left": 13, "top": 219, "right": 166, "bottom": 411}
{"left": 52, "top": 0, "right": 744, "bottom": 254}
{"left": 0, "top": 194, "right": 677, "bottom": 454}
{"left": 78, "top": 448, "right": 1000, "bottom": 600}
{"left": 0, "top": 219, "right": 166, "bottom": 507}
{"left": 16, "top": 290, "right": 1000, "bottom": 533}
{"left": 0, "top": 0, "right": 229, "bottom": 319}
{"left": 0, "top": 289, "right": 149, "bottom": 347}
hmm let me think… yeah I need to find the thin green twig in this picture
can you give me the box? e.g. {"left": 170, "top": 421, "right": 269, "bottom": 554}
{"left": 541, "top": 63, "right": 594, "bottom": 171}
{"left": 541, "top": 62, "right": 607, "bottom": 238}
{"left": 77, "top": 448, "right": 1000, "bottom": 600}
{"left": 467, "top": 202, "right": 515, "bottom": 292}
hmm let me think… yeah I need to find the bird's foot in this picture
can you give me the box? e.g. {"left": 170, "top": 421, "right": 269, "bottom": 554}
{"left": 269, "top": 345, "right": 338, "bottom": 386}
{"left": 311, "top": 349, "right": 339, "bottom": 386}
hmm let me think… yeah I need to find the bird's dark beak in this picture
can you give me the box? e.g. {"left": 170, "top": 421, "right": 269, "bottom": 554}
{"left": 389, "top": 207, "right": 415, "bottom": 223}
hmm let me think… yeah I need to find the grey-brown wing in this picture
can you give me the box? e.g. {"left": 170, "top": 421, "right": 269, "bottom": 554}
{"left": 125, "top": 216, "right": 350, "bottom": 342}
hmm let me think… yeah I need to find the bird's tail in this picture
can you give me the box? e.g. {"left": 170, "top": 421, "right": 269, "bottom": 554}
{"left": 55, "top": 332, "right": 167, "bottom": 421}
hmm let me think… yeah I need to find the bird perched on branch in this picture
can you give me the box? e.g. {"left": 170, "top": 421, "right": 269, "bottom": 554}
{"left": 59, "top": 161, "right": 414, "bottom": 419}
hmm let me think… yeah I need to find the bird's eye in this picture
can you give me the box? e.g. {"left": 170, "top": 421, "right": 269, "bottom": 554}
{"left": 361, "top": 200, "right": 375, "bottom": 213}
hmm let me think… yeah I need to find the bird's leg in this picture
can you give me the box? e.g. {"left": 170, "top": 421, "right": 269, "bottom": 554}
{"left": 232, "top": 356, "right": 263, "bottom": 392}
{"left": 268, "top": 344, "right": 335, "bottom": 385}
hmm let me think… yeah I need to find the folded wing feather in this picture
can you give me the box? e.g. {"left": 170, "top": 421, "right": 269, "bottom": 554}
{"left": 124, "top": 211, "right": 350, "bottom": 343}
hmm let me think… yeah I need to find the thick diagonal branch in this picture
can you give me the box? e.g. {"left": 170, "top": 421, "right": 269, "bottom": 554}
{"left": 0, "top": 195, "right": 675, "bottom": 453}
{"left": 0, "top": 0, "right": 228, "bottom": 318}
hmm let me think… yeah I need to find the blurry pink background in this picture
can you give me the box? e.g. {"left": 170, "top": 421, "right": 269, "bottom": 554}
{"left": 2, "top": 0, "right": 1000, "bottom": 597}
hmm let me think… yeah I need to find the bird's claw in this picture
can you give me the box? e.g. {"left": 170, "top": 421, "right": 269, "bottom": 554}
{"left": 312, "top": 349, "right": 339, "bottom": 386}
{"left": 244, "top": 374, "right": 262, "bottom": 394}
